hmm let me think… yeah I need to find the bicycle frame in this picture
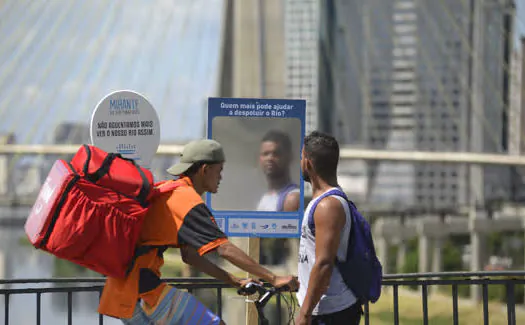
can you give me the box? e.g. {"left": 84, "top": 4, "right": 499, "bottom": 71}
{"left": 238, "top": 282, "right": 289, "bottom": 325}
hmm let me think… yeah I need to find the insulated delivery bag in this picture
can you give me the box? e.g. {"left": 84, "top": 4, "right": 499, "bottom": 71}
{"left": 25, "top": 144, "right": 160, "bottom": 278}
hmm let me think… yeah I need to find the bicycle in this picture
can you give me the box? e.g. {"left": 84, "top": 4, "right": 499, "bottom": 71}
{"left": 237, "top": 282, "right": 297, "bottom": 325}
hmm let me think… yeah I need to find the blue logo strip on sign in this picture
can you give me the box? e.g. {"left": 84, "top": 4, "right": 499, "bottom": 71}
{"left": 206, "top": 97, "right": 306, "bottom": 238}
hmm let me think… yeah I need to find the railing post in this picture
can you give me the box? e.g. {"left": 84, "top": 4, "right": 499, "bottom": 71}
{"left": 507, "top": 282, "right": 516, "bottom": 325}
{"left": 4, "top": 293, "right": 9, "bottom": 325}
{"left": 1, "top": 274, "right": 525, "bottom": 323}
{"left": 364, "top": 302, "right": 370, "bottom": 325}
{"left": 373, "top": 218, "right": 389, "bottom": 275}
{"left": 393, "top": 285, "right": 399, "bottom": 325}
{"left": 417, "top": 218, "right": 431, "bottom": 274}
{"left": 36, "top": 292, "right": 41, "bottom": 325}
{"left": 99, "top": 290, "right": 104, "bottom": 325}
{"left": 217, "top": 287, "right": 222, "bottom": 319}
{"left": 276, "top": 294, "right": 282, "bottom": 325}
{"left": 431, "top": 236, "right": 443, "bottom": 295}
{"left": 469, "top": 210, "right": 488, "bottom": 303}
{"left": 452, "top": 284, "right": 459, "bottom": 325}
{"left": 67, "top": 291, "right": 73, "bottom": 325}
{"left": 482, "top": 284, "right": 489, "bottom": 325}
{"left": 396, "top": 215, "right": 407, "bottom": 273}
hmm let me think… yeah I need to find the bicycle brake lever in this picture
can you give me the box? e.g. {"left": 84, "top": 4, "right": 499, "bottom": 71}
{"left": 237, "top": 282, "right": 260, "bottom": 295}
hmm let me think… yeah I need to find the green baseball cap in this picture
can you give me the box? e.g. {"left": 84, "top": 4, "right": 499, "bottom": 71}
{"left": 167, "top": 139, "right": 225, "bottom": 176}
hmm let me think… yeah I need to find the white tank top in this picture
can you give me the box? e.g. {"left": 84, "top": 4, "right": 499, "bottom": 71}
{"left": 256, "top": 184, "right": 299, "bottom": 212}
{"left": 297, "top": 187, "right": 357, "bottom": 315}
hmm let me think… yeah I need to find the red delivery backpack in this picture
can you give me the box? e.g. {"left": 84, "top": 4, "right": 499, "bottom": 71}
{"left": 24, "top": 144, "right": 179, "bottom": 278}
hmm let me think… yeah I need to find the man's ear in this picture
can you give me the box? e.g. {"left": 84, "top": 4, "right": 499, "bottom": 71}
{"left": 305, "top": 157, "right": 314, "bottom": 171}
{"left": 199, "top": 164, "right": 208, "bottom": 176}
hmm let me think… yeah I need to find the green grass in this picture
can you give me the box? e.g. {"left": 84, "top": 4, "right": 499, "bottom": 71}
{"left": 367, "top": 289, "right": 525, "bottom": 325}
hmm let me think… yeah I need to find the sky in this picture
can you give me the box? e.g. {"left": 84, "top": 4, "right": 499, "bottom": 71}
{"left": 0, "top": 0, "right": 525, "bottom": 145}
{"left": 0, "top": 0, "right": 223, "bottom": 144}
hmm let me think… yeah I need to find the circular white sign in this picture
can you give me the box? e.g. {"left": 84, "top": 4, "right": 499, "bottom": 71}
{"left": 90, "top": 90, "right": 160, "bottom": 169}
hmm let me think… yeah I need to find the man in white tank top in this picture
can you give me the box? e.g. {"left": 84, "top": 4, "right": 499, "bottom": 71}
{"left": 256, "top": 130, "right": 300, "bottom": 212}
{"left": 296, "top": 131, "right": 362, "bottom": 325}
{"left": 256, "top": 130, "right": 300, "bottom": 265}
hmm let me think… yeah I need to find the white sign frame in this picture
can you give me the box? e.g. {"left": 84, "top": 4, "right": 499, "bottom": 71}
{"left": 89, "top": 90, "right": 160, "bottom": 169}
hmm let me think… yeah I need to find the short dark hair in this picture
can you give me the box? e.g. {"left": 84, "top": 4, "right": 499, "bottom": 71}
{"left": 182, "top": 162, "right": 205, "bottom": 178}
{"left": 303, "top": 131, "right": 339, "bottom": 179}
{"left": 261, "top": 130, "right": 292, "bottom": 153}
{"left": 182, "top": 161, "right": 220, "bottom": 178}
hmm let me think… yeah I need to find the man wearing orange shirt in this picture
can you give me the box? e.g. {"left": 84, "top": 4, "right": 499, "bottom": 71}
{"left": 98, "top": 139, "right": 299, "bottom": 324}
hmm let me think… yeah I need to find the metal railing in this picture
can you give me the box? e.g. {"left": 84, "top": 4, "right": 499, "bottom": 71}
{"left": 382, "top": 271, "right": 525, "bottom": 325}
{"left": 2, "top": 144, "right": 525, "bottom": 165}
{"left": 1, "top": 271, "right": 524, "bottom": 325}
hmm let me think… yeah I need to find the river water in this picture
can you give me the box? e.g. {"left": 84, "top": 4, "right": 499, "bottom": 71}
{"left": 0, "top": 207, "right": 121, "bottom": 325}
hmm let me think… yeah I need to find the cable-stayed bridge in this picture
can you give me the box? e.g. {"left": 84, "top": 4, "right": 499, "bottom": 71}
{"left": 1, "top": 1, "right": 525, "bottom": 324}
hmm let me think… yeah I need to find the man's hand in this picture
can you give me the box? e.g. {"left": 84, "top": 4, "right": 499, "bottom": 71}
{"left": 235, "top": 277, "right": 263, "bottom": 295}
{"left": 271, "top": 275, "right": 299, "bottom": 292}
{"left": 296, "top": 311, "right": 312, "bottom": 325}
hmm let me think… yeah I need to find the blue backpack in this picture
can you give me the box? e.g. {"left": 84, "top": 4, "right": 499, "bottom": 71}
{"left": 307, "top": 188, "right": 383, "bottom": 304}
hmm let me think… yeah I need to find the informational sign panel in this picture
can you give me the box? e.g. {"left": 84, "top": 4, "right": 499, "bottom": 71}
{"left": 89, "top": 90, "right": 160, "bottom": 169}
{"left": 207, "top": 97, "right": 306, "bottom": 238}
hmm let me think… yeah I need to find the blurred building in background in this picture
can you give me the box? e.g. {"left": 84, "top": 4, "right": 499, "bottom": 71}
{"left": 510, "top": 37, "right": 525, "bottom": 201}
{"left": 53, "top": 122, "right": 90, "bottom": 145}
{"left": 319, "top": 0, "right": 516, "bottom": 208}
{"left": 0, "top": 0, "right": 524, "bottom": 323}
{"left": 285, "top": 0, "right": 319, "bottom": 135}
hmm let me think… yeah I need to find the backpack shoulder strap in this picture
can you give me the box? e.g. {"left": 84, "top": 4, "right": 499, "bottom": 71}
{"left": 307, "top": 188, "right": 348, "bottom": 236}
{"left": 276, "top": 183, "right": 299, "bottom": 212}
{"left": 154, "top": 180, "right": 182, "bottom": 194}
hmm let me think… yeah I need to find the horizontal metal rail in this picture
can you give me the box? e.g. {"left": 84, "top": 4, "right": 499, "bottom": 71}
{"left": 2, "top": 271, "right": 525, "bottom": 285}
{"left": 1, "top": 144, "right": 525, "bottom": 165}
{"left": 1, "top": 272, "right": 524, "bottom": 325}
{"left": 0, "top": 278, "right": 235, "bottom": 325}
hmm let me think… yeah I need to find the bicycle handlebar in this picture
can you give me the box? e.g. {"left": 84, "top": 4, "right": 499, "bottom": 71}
{"left": 237, "top": 282, "right": 292, "bottom": 308}
{"left": 237, "top": 282, "right": 297, "bottom": 325}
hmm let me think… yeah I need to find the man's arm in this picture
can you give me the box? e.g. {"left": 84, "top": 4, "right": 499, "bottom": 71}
{"left": 215, "top": 241, "right": 297, "bottom": 289}
{"left": 180, "top": 245, "right": 241, "bottom": 287}
{"left": 298, "top": 197, "right": 346, "bottom": 318}
{"left": 174, "top": 200, "right": 298, "bottom": 291}
{"left": 283, "top": 191, "right": 300, "bottom": 211}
